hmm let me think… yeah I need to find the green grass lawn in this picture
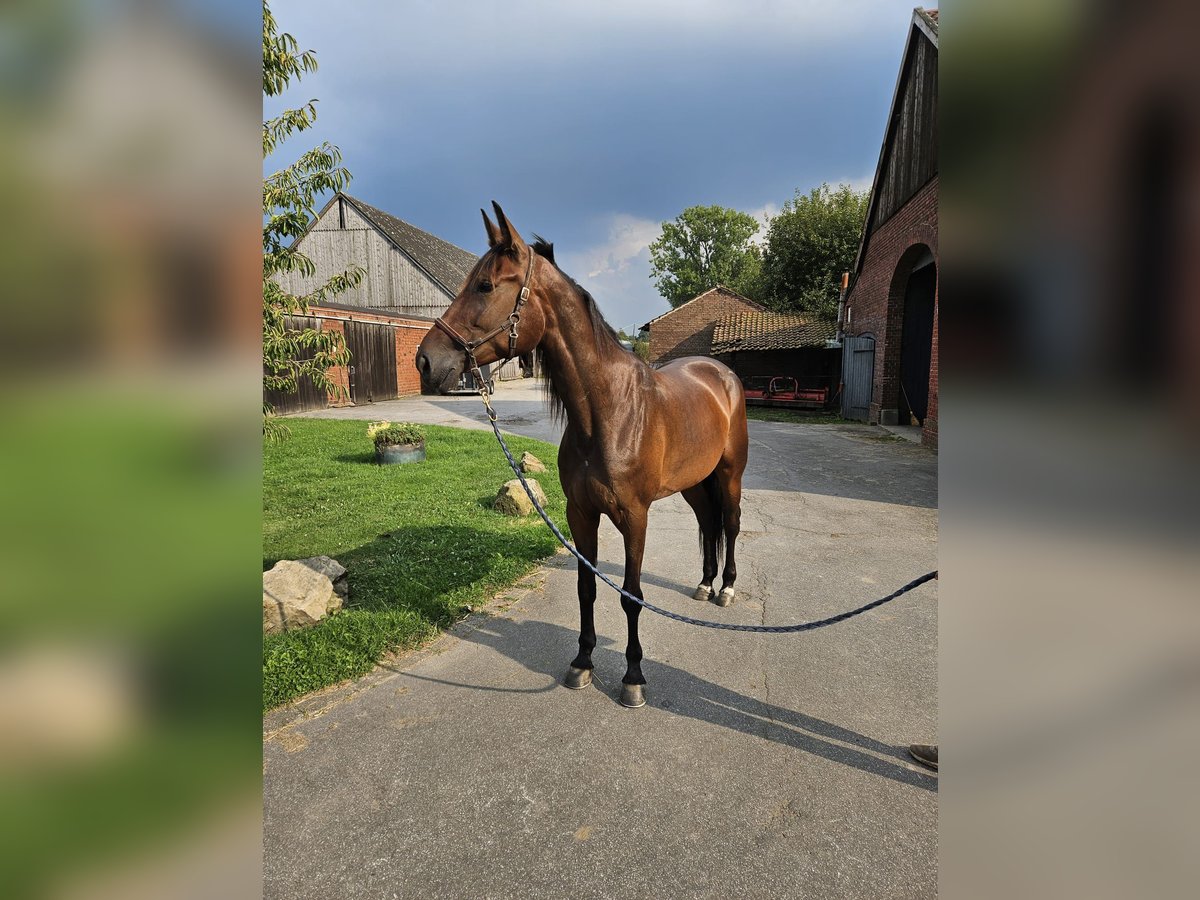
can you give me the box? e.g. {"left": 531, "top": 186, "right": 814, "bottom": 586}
{"left": 744, "top": 407, "right": 850, "bottom": 425}
{"left": 263, "top": 419, "right": 567, "bottom": 709}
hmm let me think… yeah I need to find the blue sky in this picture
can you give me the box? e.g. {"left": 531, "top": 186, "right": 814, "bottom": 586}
{"left": 266, "top": 1, "right": 928, "bottom": 331}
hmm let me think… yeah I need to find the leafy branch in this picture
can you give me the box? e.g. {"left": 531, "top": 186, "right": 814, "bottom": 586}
{"left": 262, "top": 0, "right": 364, "bottom": 438}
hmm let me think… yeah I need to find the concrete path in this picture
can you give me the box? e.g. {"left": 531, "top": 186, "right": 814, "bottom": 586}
{"left": 265, "top": 393, "right": 938, "bottom": 899}
{"left": 880, "top": 423, "right": 925, "bottom": 444}
{"left": 291, "top": 378, "right": 564, "bottom": 444}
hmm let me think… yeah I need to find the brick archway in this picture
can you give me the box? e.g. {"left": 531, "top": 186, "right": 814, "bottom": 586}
{"left": 879, "top": 241, "right": 937, "bottom": 423}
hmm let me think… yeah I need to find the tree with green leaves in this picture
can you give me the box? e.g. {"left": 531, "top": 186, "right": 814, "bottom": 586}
{"left": 262, "top": 1, "right": 363, "bottom": 438}
{"left": 759, "top": 183, "right": 869, "bottom": 319}
{"left": 648, "top": 205, "right": 763, "bottom": 308}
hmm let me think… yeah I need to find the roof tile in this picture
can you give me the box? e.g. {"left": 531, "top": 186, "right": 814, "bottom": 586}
{"left": 711, "top": 311, "right": 837, "bottom": 353}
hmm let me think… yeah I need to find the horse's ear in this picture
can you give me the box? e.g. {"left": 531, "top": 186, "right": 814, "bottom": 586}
{"left": 480, "top": 209, "right": 501, "bottom": 247}
{"left": 491, "top": 201, "right": 526, "bottom": 252}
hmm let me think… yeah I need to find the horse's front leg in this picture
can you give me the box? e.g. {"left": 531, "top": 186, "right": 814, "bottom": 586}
{"left": 564, "top": 501, "right": 600, "bottom": 690}
{"left": 617, "top": 505, "right": 649, "bottom": 708}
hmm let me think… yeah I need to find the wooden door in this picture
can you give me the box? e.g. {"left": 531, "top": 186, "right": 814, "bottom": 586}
{"left": 344, "top": 321, "right": 398, "bottom": 405}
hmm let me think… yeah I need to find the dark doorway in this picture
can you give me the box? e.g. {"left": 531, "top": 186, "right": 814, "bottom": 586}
{"left": 899, "top": 260, "right": 936, "bottom": 424}
{"left": 344, "top": 321, "right": 398, "bottom": 405}
{"left": 1114, "top": 103, "right": 1180, "bottom": 388}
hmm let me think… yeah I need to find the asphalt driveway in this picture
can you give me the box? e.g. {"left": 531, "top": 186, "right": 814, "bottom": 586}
{"left": 266, "top": 383, "right": 938, "bottom": 899}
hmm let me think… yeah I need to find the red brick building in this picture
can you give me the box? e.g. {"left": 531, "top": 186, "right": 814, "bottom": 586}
{"left": 263, "top": 303, "right": 432, "bottom": 415}
{"left": 642, "top": 286, "right": 767, "bottom": 365}
{"left": 843, "top": 8, "right": 938, "bottom": 446}
{"left": 312, "top": 304, "right": 430, "bottom": 406}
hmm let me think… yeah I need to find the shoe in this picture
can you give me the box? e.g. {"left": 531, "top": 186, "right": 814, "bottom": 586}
{"left": 909, "top": 743, "right": 938, "bottom": 770}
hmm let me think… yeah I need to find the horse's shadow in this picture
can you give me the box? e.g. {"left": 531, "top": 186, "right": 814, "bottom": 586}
{"left": 591, "top": 560, "right": 697, "bottom": 596}
{"left": 393, "top": 615, "right": 937, "bottom": 792}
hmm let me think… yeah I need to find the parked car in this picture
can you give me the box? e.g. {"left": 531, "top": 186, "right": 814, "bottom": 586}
{"left": 742, "top": 376, "right": 829, "bottom": 409}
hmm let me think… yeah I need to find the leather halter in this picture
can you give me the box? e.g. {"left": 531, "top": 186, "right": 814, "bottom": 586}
{"left": 434, "top": 248, "right": 534, "bottom": 378}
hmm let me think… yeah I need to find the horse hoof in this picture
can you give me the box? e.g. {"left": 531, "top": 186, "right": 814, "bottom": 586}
{"left": 564, "top": 666, "right": 593, "bottom": 690}
{"left": 619, "top": 684, "right": 647, "bottom": 708}
{"left": 716, "top": 587, "right": 735, "bottom": 607}
{"left": 693, "top": 584, "right": 714, "bottom": 602}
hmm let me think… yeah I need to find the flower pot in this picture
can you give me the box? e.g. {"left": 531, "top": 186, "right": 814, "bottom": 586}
{"left": 375, "top": 439, "right": 426, "bottom": 465}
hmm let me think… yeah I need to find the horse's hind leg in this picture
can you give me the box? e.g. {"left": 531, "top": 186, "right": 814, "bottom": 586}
{"left": 715, "top": 439, "right": 747, "bottom": 608}
{"left": 681, "top": 484, "right": 719, "bottom": 602}
{"left": 564, "top": 501, "right": 600, "bottom": 690}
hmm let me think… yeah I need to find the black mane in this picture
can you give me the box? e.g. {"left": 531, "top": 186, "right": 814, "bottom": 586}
{"left": 530, "top": 235, "right": 621, "bottom": 346}
{"left": 529, "top": 234, "right": 638, "bottom": 423}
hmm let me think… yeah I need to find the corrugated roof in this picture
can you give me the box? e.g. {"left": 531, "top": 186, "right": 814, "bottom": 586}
{"left": 341, "top": 194, "right": 479, "bottom": 295}
{"left": 711, "top": 312, "right": 837, "bottom": 353}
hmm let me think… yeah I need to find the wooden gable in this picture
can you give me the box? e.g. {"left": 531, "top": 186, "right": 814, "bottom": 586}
{"left": 865, "top": 13, "right": 939, "bottom": 237}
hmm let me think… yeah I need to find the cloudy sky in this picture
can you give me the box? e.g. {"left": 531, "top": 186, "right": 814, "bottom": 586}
{"left": 266, "top": 1, "right": 928, "bottom": 331}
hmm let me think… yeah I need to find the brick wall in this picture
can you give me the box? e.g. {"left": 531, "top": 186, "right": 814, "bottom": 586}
{"left": 313, "top": 306, "right": 430, "bottom": 405}
{"left": 647, "top": 287, "right": 765, "bottom": 364}
{"left": 394, "top": 326, "right": 425, "bottom": 397}
{"left": 844, "top": 177, "right": 938, "bottom": 447}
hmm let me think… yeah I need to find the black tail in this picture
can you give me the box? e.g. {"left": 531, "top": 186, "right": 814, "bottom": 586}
{"left": 699, "top": 470, "right": 726, "bottom": 561}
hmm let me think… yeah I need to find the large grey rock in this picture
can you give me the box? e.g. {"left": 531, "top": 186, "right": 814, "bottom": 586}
{"left": 297, "top": 556, "right": 348, "bottom": 602}
{"left": 493, "top": 478, "right": 547, "bottom": 517}
{"left": 263, "top": 560, "right": 343, "bottom": 634}
{"left": 518, "top": 452, "right": 547, "bottom": 474}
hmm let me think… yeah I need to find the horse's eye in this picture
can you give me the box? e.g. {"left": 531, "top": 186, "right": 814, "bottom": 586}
{"left": 478, "top": 280, "right": 493, "bottom": 293}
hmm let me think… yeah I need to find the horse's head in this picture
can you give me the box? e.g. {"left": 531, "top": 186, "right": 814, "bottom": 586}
{"left": 416, "top": 202, "right": 548, "bottom": 394}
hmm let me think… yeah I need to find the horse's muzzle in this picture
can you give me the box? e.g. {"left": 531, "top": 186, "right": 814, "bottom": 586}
{"left": 415, "top": 343, "right": 463, "bottom": 394}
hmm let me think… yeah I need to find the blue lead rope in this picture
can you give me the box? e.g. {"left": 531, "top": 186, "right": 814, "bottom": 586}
{"left": 479, "top": 387, "right": 937, "bottom": 633}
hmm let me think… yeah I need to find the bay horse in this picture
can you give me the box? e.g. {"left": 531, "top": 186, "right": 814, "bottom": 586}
{"left": 416, "top": 203, "right": 748, "bottom": 708}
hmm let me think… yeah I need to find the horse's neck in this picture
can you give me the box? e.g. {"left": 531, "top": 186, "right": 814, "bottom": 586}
{"left": 538, "top": 285, "right": 635, "bottom": 443}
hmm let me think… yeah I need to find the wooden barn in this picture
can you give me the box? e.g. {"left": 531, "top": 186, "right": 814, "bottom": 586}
{"left": 277, "top": 193, "right": 479, "bottom": 318}
{"left": 842, "top": 7, "right": 938, "bottom": 446}
{"left": 641, "top": 286, "right": 767, "bottom": 365}
{"left": 269, "top": 193, "right": 482, "bottom": 412}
